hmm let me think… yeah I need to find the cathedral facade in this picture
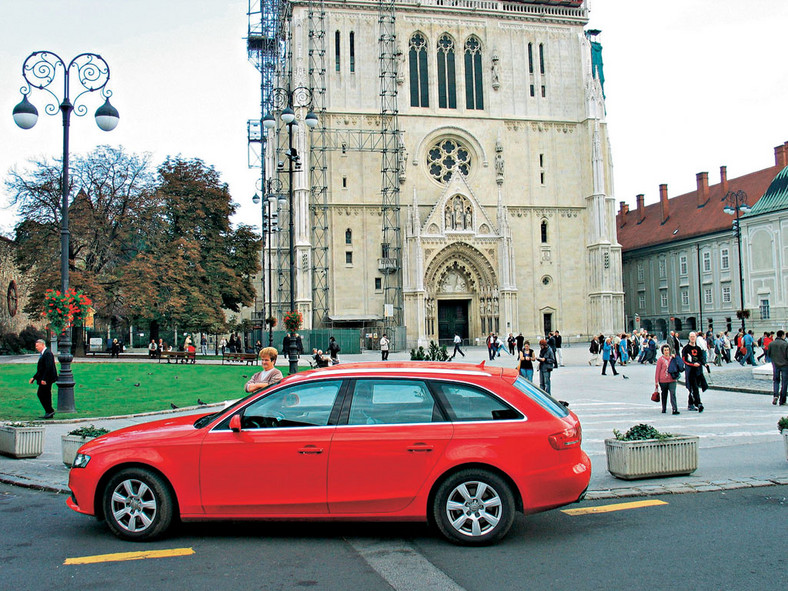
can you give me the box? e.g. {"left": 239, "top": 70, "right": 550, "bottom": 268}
{"left": 262, "top": 0, "right": 623, "bottom": 348}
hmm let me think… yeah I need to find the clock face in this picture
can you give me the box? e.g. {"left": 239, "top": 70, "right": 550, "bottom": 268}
{"left": 7, "top": 281, "right": 18, "bottom": 317}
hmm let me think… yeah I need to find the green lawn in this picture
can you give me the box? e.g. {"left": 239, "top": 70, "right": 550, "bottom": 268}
{"left": 0, "top": 361, "right": 283, "bottom": 421}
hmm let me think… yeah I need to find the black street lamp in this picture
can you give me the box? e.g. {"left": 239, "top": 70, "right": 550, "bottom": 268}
{"left": 253, "top": 178, "right": 283, "bottom": 348}
{"left": 263, "top": 87, "right": 318, "bottom": 376}
{"left": 723, "top": 189, "right": 751, "bottom": 332}
{"left": 12, "top": 51, "right": 119, "bottom": 413}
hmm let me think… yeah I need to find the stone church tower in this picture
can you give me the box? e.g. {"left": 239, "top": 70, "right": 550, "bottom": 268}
{"left": 255, "top": 0, "right": 623, "bottom": 348}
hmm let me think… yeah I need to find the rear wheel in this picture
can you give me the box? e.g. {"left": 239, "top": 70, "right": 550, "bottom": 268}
{"left": 102, "top": 468, "right": 174, "bottom": 541}
{"left": 432, "top": 469, "right": 515, "bottom": 545}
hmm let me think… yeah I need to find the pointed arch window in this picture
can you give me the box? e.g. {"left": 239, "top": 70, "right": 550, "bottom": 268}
{"left": 409, "top": 33, "right": 429, "bottom": 107}
{"left": 335, "top": 31, "right": 341, "bottom": 72}
{"left": 436, "top": 34, "right": 456, "bottom": 109}
{"left": 541, "top": 220, "right": 548, "bottom": 243}
{"left": 464, "top": 36, "right": 484, "bottom": 110}
{"left": 349, "top": 32, "right": 355, "bottom": 73}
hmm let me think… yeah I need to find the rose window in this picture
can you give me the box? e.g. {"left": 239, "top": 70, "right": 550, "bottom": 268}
{"left": 427, "top": 139, "right": 471, "bottom": 183}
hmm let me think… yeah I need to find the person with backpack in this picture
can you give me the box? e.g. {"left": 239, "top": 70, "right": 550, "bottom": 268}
{"left": 655, "top": 344, "right": 680, "bottom": 415}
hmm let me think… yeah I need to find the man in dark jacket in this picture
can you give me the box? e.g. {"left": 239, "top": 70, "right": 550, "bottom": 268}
{"left": 768, "top": 330, "right": 788, "bottom": 406}
{"left": 29, "top": 339, "right": 57, "bottom": 419}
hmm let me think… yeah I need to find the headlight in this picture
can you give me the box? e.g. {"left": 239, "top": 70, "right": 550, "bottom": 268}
{"left": 72, "top": 453, "right": 91, "bottom": 469}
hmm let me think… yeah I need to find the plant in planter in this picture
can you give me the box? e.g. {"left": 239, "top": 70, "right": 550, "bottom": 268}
{"left": 605, "top": 423, "right": 698, "bottom": 480}
{"left": 0, "top": 421, "right": 45, "bottom": 459}
{"left": 779, "top": 416, "right": 788, "bottom": 462}
{"left": 62, "top": 424, "right": 110, "bottom": 467}
{"left": 409, "top": 341, "right": 450, "bottom": 361}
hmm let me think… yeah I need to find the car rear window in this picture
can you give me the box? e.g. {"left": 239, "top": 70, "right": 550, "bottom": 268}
{"left": 432, "top": 381, "right": 522, "bottom": 422}
{"left": 512, "top": 376, "right": 569, "bottom": 418}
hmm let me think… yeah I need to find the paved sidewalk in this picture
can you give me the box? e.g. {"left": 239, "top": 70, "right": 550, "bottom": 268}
{"left": 2, "top": 345, "right": 786, "bottom": 500}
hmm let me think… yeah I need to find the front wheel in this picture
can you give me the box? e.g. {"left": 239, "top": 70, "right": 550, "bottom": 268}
{"left": 432, "top": 469, "right": 515, "bottom": 545}
{"left": 102, "top": 468, "right": 174, "bottom": 541}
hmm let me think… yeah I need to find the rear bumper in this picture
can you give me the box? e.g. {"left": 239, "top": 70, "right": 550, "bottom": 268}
{"left": 521, "top": 451, "right": 591, "bottom": 514}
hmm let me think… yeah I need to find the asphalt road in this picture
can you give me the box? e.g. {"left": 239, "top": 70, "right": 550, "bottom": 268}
{"left": 2, "top": 483, "right": 786, "bottom": 591}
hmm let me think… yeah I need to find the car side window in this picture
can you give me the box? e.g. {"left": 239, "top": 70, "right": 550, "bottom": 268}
{"left": 242, "top": 381, "right": 342, "bottom": 429}
{"left": 347, "top": 379, "right": 444, "bottom": 425}
{"left": 434, "top": 382, "right": 522, "bottom": 421}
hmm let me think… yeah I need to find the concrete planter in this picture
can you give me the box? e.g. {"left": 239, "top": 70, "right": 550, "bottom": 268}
{"left": 783, "top": 431, "right": 788, "bottom": 461}
{"left": 605, "top": 435, "right": 699, "bottom": 480}
{"left": 61, "top": 434, "right": 96, "bottom": 467}
{"left": 0, "top": 425, "right": 45, "bottom": 459}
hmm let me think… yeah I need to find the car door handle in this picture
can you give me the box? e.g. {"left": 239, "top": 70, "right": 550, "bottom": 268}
{"left": 298, "top": 446, "right": 324, "bottom": 455}
{"left": 407, "top": 443, "right": 434, "bottom": 453}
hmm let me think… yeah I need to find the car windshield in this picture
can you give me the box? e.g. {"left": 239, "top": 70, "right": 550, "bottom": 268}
{"left": 193, "top": 393, "right": 254, "bottom": 429}
{"left": 512, "top": 376, "right": 569, "bottom": 418}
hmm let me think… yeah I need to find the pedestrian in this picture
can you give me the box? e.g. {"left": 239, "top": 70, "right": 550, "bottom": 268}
{"left": 148, "top": 338, "right": 158, "bottom": 359}
{"left": 507, "top": 333, "right": 516, "bottom": 356}
{"left": 157, "top": 338, "right": 164, "bottom": 359}
{"left": 721, "top": 331, "right": 732, "bottom": 363}
{"left": 741, "top": 330, "right": 757, "bottom": 366}
{"left": 486, "top": 333, "right": 494, "bottom": 360}
{"left": 244, "top": 347, "right": 284, "bottom": 393}
{"left": 515, "top": 332, "right": 525, "bottom": 354}
{"left": 554, "top": 330, "right": 564, "bottom": 366}
{"left": 588, "top": 335, "right": 600, "bottom": 366}
{"left": 682, "top": 332, "right": 704, "bottom": 412}
{"left": 601, "top": 337, "right": 618, "bottom": 376}
{"left": 29, "top": 338, "right": 57, "bottom": 419}
{"left": 758, "top": 332, "right": 773, "bottom": 364}
{"left": 655, "top": 344, "right": 680, "bottom": 415}
{"left": 618, "top": 334, "right": 629, "bottom": 365}
{"left": 518, "top": 341, "right": 535, "bottom": 382}
{"left": 220, "top": 337, "right": 227, "bottom": 355}
{"left": 380, "top": 333, "right": 390, "bottom": 361}
{"left": 201, "top": 333, "right": 208, "bottom": 356}
{"left": 536, "top": 339, "right": 556, "bottom": 393}
{"left": 451, "top": 333, "right": 465, "bottom": 359}
{"left": 767, "top": 330, "right": 788, "bottom": 406}
{"left": 110, "top": 338, "right": 121, "bottom": 358}
{"left": 328, "top": 336, "right": 341, "bottom": 364}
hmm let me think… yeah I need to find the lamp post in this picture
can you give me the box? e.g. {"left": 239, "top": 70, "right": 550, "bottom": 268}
{"left": 723, "top": 189, "right": 751, "bottom": 332}
{"left": 253, "top": 178, "right": 283, "bottom": 347}
{"left": 12, "top": 52, "right": 119, "bottom": 413}
{"left": 263, "top": 88, "right": 318, "bottom": 375}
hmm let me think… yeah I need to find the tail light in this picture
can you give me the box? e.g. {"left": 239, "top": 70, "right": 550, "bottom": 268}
{"left": 548, "top": 424, "right": 582, "bottom": 450}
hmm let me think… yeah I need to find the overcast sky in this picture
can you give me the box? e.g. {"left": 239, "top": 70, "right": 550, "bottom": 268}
{"left": 1, "top": 0, "right": 786, "bottom": 236}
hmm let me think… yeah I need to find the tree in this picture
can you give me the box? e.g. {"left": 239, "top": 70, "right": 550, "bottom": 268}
{"left": 120, "top": 157, "right": 259, "bottom": 331}
{"left": 7, "top": 146, "right": 157, "bottom": 319}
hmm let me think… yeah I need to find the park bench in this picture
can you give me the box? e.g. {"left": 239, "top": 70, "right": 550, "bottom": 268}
{"left": 222, "top": 351, "right": 258, "bottom": 365}
{"left": 159, "top": 350, "right": 196, "bottom": 364}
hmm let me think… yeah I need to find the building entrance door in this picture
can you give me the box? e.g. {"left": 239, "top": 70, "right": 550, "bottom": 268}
{"left": 438, "top": 300, "right": 469, "bottom": 345}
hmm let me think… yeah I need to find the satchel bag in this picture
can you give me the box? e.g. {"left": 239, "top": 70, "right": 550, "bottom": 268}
{"left": 651, "top": 389, "right": 660, "bottom": 402}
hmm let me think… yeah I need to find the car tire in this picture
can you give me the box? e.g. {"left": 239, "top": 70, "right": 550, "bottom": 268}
{"left": 432, "top": 469, "right": 515, "bottom": 545}
{"left": 102, "top": 468, "right": 174, "bottom": 541}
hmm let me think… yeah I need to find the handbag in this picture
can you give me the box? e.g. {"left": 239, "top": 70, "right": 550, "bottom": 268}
{"left": 651, "top": 389, "right": 660, "bottom": 402}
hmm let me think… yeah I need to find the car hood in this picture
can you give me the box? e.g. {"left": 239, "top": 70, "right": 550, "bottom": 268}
{"left": 80, "top": 413, "right": 210, "bottom": 453}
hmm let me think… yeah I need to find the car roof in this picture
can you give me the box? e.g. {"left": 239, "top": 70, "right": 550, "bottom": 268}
{"left": 279, "top": 361, "right": 509, "bottom": 386}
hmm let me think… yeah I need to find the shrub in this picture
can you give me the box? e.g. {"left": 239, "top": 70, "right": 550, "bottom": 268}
{"left": 0, "top": 332, "right": 23, "bottom": 354}
{"left": 613, "top": 423, "right": 674, "bottom": 441}
{"left": 409, "top": 341, "right": 450, "bottom": 361}
{"left": 67, "top": 425, "right": 111, "bottom": 438}
{"left": 778, "top": 417, "right": 788, "bottom": 433}
{"left": 19, "top": 325, "right": 46, "bottom": 352}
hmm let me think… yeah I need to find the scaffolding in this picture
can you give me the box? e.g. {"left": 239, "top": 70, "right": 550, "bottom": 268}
{"left": 247, "top": 0, "right": 403, "bottom": 337}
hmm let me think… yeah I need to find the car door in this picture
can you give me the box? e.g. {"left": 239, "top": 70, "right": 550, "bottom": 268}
{"left": 199, "top": 380, "right": 344, "bottom": 516}
{"left": 327, "top": 379, "right": 453, "bottom": 514}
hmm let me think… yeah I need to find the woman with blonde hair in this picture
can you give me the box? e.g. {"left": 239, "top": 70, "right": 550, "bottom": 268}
{"left": 245, "top": 347, "right": 284, "bottom": 393}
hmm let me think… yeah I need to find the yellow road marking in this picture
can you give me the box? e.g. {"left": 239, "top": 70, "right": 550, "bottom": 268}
{"left": 64, "top": 547, "right": 195, "bottom": 565}
{"left": 561, "top": 499, "right": 668, "bottom": 516}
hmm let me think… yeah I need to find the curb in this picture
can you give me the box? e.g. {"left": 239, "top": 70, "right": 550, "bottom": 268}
{"left": 10, "top": 402, "right": 227, "bottom": 425}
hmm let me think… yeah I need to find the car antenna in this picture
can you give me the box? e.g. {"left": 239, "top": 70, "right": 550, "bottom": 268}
{"left": 477, "top": 360, "right": 486, "bottom": 369}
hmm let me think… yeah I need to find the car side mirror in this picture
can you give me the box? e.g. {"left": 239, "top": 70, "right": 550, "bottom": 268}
{"left": 230, "top": 414, "right": 242, "bottom": 433}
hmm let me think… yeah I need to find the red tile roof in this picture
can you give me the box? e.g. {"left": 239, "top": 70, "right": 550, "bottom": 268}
{"left": 616, "top": 164, "right": 783, "bottom": 252}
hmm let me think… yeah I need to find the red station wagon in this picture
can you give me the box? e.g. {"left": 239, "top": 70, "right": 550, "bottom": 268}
{"left": 67, "top": 361, "right": 591, "bottom": 545}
